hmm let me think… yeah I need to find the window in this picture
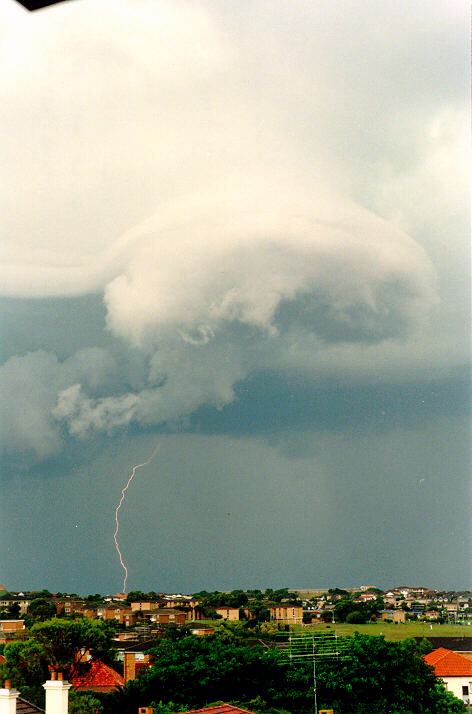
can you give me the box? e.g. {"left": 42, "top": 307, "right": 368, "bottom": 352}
{"left": 462, "top": 686, "right": 469, "bottom": 696}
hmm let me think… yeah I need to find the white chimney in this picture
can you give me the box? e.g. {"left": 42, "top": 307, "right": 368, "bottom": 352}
{"left": 0, "top": 681, "right": 20, "bottom": 714}
{"left": 43, "top": 673, "right": 71, "bottom": 714}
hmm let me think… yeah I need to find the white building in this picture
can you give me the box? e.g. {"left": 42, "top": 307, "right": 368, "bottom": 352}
{"left": 424, "top": 648, "right": 472, "bottom": 706}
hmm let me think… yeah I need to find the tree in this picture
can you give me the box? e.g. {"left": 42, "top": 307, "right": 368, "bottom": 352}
{"left": 0, "top": 618, "right": 116, "bottom": 708}
{"left": 248, "top": 603, "right": 270, "bottom": 624}
{"left": 320, "top": 610, "right": 334, "bottom": 623}
{"left": 346, "top": 610, "right": 369, "bottom": 624}
{"left": 85, "top": 594, "right": 103, "bottom": 603}
{"left": 105, "top": 636, "right": 292, "bottom": 714}
{"left": 31, "top": 618, "right": 115, "bottom": 677}
{"left": 315, "top": 634, "right": 466, "bottom": 714}
{"left": 27, "top": 598, "right": 57, "bottom": 621}
{"left": 102, "top": 633, "right": 465, "bottom": 714}
{"left": 125, "top": 591, "right": 148, "bottom": 605}
{"left": 69, "top": 691, "right": 104, "bottom": 714}
{"left": 29, "top": 590, "right": 53, "bottom": 600}
{"left": 0, "top": 639, "right": 49, "bottom": 706}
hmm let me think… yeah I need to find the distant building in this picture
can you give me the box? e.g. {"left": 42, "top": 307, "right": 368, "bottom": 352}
{"left": 0, "top": 620, "right": 25, "bottom": 644}
{"left": 215, "top": 607, "right": 240, "bottom": 621}
{"left": 123, "top": 651, "right": 153, "bottom": 682}
{"left": 0, "top": 598, "right": 30, "bottom": 616}
{"left": 269, "top": 605, "right": 303, "bottom": 624}
{"left": 189, "top": 624, "right": 215, "bottom": 637}
{"left": 180, "top": 705, "right": 256, "bottom": 714}
{"left": 379, "top": 610, "right": 406, "bottom": 623}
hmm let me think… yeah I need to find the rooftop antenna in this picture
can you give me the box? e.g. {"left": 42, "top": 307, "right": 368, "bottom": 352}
{"left": 281, "top": 631, "right": 350, "bottom": 714}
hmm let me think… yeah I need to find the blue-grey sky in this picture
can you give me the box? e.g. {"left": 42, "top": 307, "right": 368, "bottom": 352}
{"left": 0, "top": 0, "right": 470, "bottom": 594}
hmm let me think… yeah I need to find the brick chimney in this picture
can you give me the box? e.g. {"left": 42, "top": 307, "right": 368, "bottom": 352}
{"left": 0, "top": 680, "right": 20, "bottom": 714}
{"left": 43, "top": 672, "right": 71, "bottom": 714}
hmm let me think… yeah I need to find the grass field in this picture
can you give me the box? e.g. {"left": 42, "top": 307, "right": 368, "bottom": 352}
{"left": 298, "top": 621, "right": 472, "bottom": 641}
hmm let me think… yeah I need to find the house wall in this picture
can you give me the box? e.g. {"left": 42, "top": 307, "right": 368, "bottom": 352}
{"left": 442, "top": 677, "right": 472, "bottom": 705}
{"left": 269, "top": 606, "right": 303, "bottom": 624}
{"left": 215, "top": 608, "right": 240, "bottom": 621}
{"left": 0, "top": 621, "right": 25, "bottom": 633}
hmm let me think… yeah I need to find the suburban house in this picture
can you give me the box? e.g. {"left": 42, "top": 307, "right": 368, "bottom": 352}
{"left": 189, "top": 624, "right": 215, "bottom": 637}
{"left": 71, "top": 661, "right": 124, "bottom": 693}
{"left": 215, "top": 608, "right": 240, "bottom": 621}
{"left": 0, "top": 621, "right": 25, "bottom": 634}
{"left": 424, "top": 648, "right": 472, "bottom": 706}
{"left": 54, "top": 600, "right": 86, "bottom": 617}
{"left": 95, "top": 606, "right": 137, "bottom": 626}
{"left": 354, "top": 593, "right": 377, "bottom": 604}
{"left": 0, "top": 621, "right": 25, "bottom": 645}
{"left": 0, "top": 599, "right": 30, "bottom": 616}
{"left": 180, "top": 706, "right": 256, "bottom": 714}
{"left": 123, "top": 651, "right": 153, "bottom": 683}
{"left": 269, "top": 605, "right": 303, "bottom": 624}
{"left": 379, "top": 610, "right": 406, "bottom": 623}
{"left": 130, "top": 601, "right": 161, "bottom": 612}
{"left": 148, "top": 609, "right": 187, "bottom": 626}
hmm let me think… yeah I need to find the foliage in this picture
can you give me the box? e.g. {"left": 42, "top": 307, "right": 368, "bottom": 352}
{"left": 31, "top": 618, "right": 115, "bottom": 677}
{"left": 0, "top": 639, "right": 48, "bottom": 706}
{"left": 328, "top": 588, "right": 350, "bottom": 597}
{"left": 0, "top": 602, "right": 21, "bottom": 619}
{"left": 320, "top": 610, "right": 335, "bottom": 622}
{"left": 315, "top": 634, "right": 466, "bottom": 713}
{"left": 29, "top": 590, "right": 53, "bottom": 600}
{"left": 247, "top": 602, "right": 270, "bottom": 624}
{"left": 102, "top": 633, "right": 465, "bottom": 714}
{"left": 334, "top": 595, "right": 384, "bottom": 623}
{"left": 69, "top": 691, "right": 104, "bottom": 714}
{"left": 149, "top": 702, "right": 188, "bottom": 714}
{"left": 27, "top": 598, "right": 57, "bottom": 621}
{"left": 0, "top": 618, "right": 116, "bottom": 707}
{"left": 346, "top": 610, "right": 369, "bottom": 624}
{"left": 125, "top": 591, "right": 160, "bottom": 605}
{"left": 104, "top": 636, "right": 293, "bottom": 714}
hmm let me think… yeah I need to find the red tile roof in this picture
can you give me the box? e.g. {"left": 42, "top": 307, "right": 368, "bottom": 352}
{"left": 181, "top": 706, "right": 255, "bottom": 714}
{"left": 72, "top": 660, "right": 124, "bottom": 690}
{"left": 424, "top": 648, "right": 472, "bottom": 677}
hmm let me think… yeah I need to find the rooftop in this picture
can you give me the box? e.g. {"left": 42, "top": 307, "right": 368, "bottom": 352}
{"left": 72, "top": 660, "right": 124, "bottom": 690}
{"left": 181, "top": 706, "right": 255, "bottom": 714}
{"left": 424, "top": 648, "right": 472, "bottom": 677}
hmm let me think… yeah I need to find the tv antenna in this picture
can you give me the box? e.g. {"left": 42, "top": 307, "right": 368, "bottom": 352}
{"left": 281, "top": 631, "right": 350, "bottom": 714}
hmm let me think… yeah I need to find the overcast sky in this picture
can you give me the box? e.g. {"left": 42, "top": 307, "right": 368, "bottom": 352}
{"left": 0, "top": 0, "right": 470, "bottom": 594}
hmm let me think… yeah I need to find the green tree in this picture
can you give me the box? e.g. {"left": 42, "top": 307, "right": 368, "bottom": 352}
{"left": 0, "top": 639, "right": 48, "bottom": 706}
{"left": 346, "top": 610, "right": 369, "bottom": 624}
{"left": 27, "top": 598, "right": 57, "bottom": 621}
{"left": 248, "top": 603, "right": 270, "bottom": 624}
{"left": 31, "top": 618, "right": 115, "bottom": 677}
{"left": 316, "top": 634, "right": 466, "bottom": 714}
{"left": 8, "top": 602, "right": 21, "bottom": 618}
{"left": 69, "top": 691, "right": 104, "bottom": 714}
{"left": 105, "top": 636, "right": 291, "bottom": 714}
{"left": 103, "top": 633, "right": 465, "bottom": 714}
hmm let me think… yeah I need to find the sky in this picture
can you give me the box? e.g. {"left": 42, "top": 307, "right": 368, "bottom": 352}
{"left": 0, "top": 0, "right": 470, "bottom": 594}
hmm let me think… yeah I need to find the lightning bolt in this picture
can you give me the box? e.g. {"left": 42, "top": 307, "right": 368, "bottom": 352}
{"left": 113, "top": 443, "right": 160, "bottom": 593}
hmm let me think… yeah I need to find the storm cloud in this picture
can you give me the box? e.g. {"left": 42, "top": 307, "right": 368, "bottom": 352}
{"left": 0, "top": 0, "right": 469, "bottom": 591}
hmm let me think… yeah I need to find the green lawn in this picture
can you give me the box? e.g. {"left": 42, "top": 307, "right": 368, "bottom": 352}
{"left": 298, "top": 621, "right": 472, "bottom": 641}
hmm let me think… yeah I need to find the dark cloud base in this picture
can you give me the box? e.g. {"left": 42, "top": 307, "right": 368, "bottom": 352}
{"left": 191, "top": 367, "right": 471, "bottom": 438}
